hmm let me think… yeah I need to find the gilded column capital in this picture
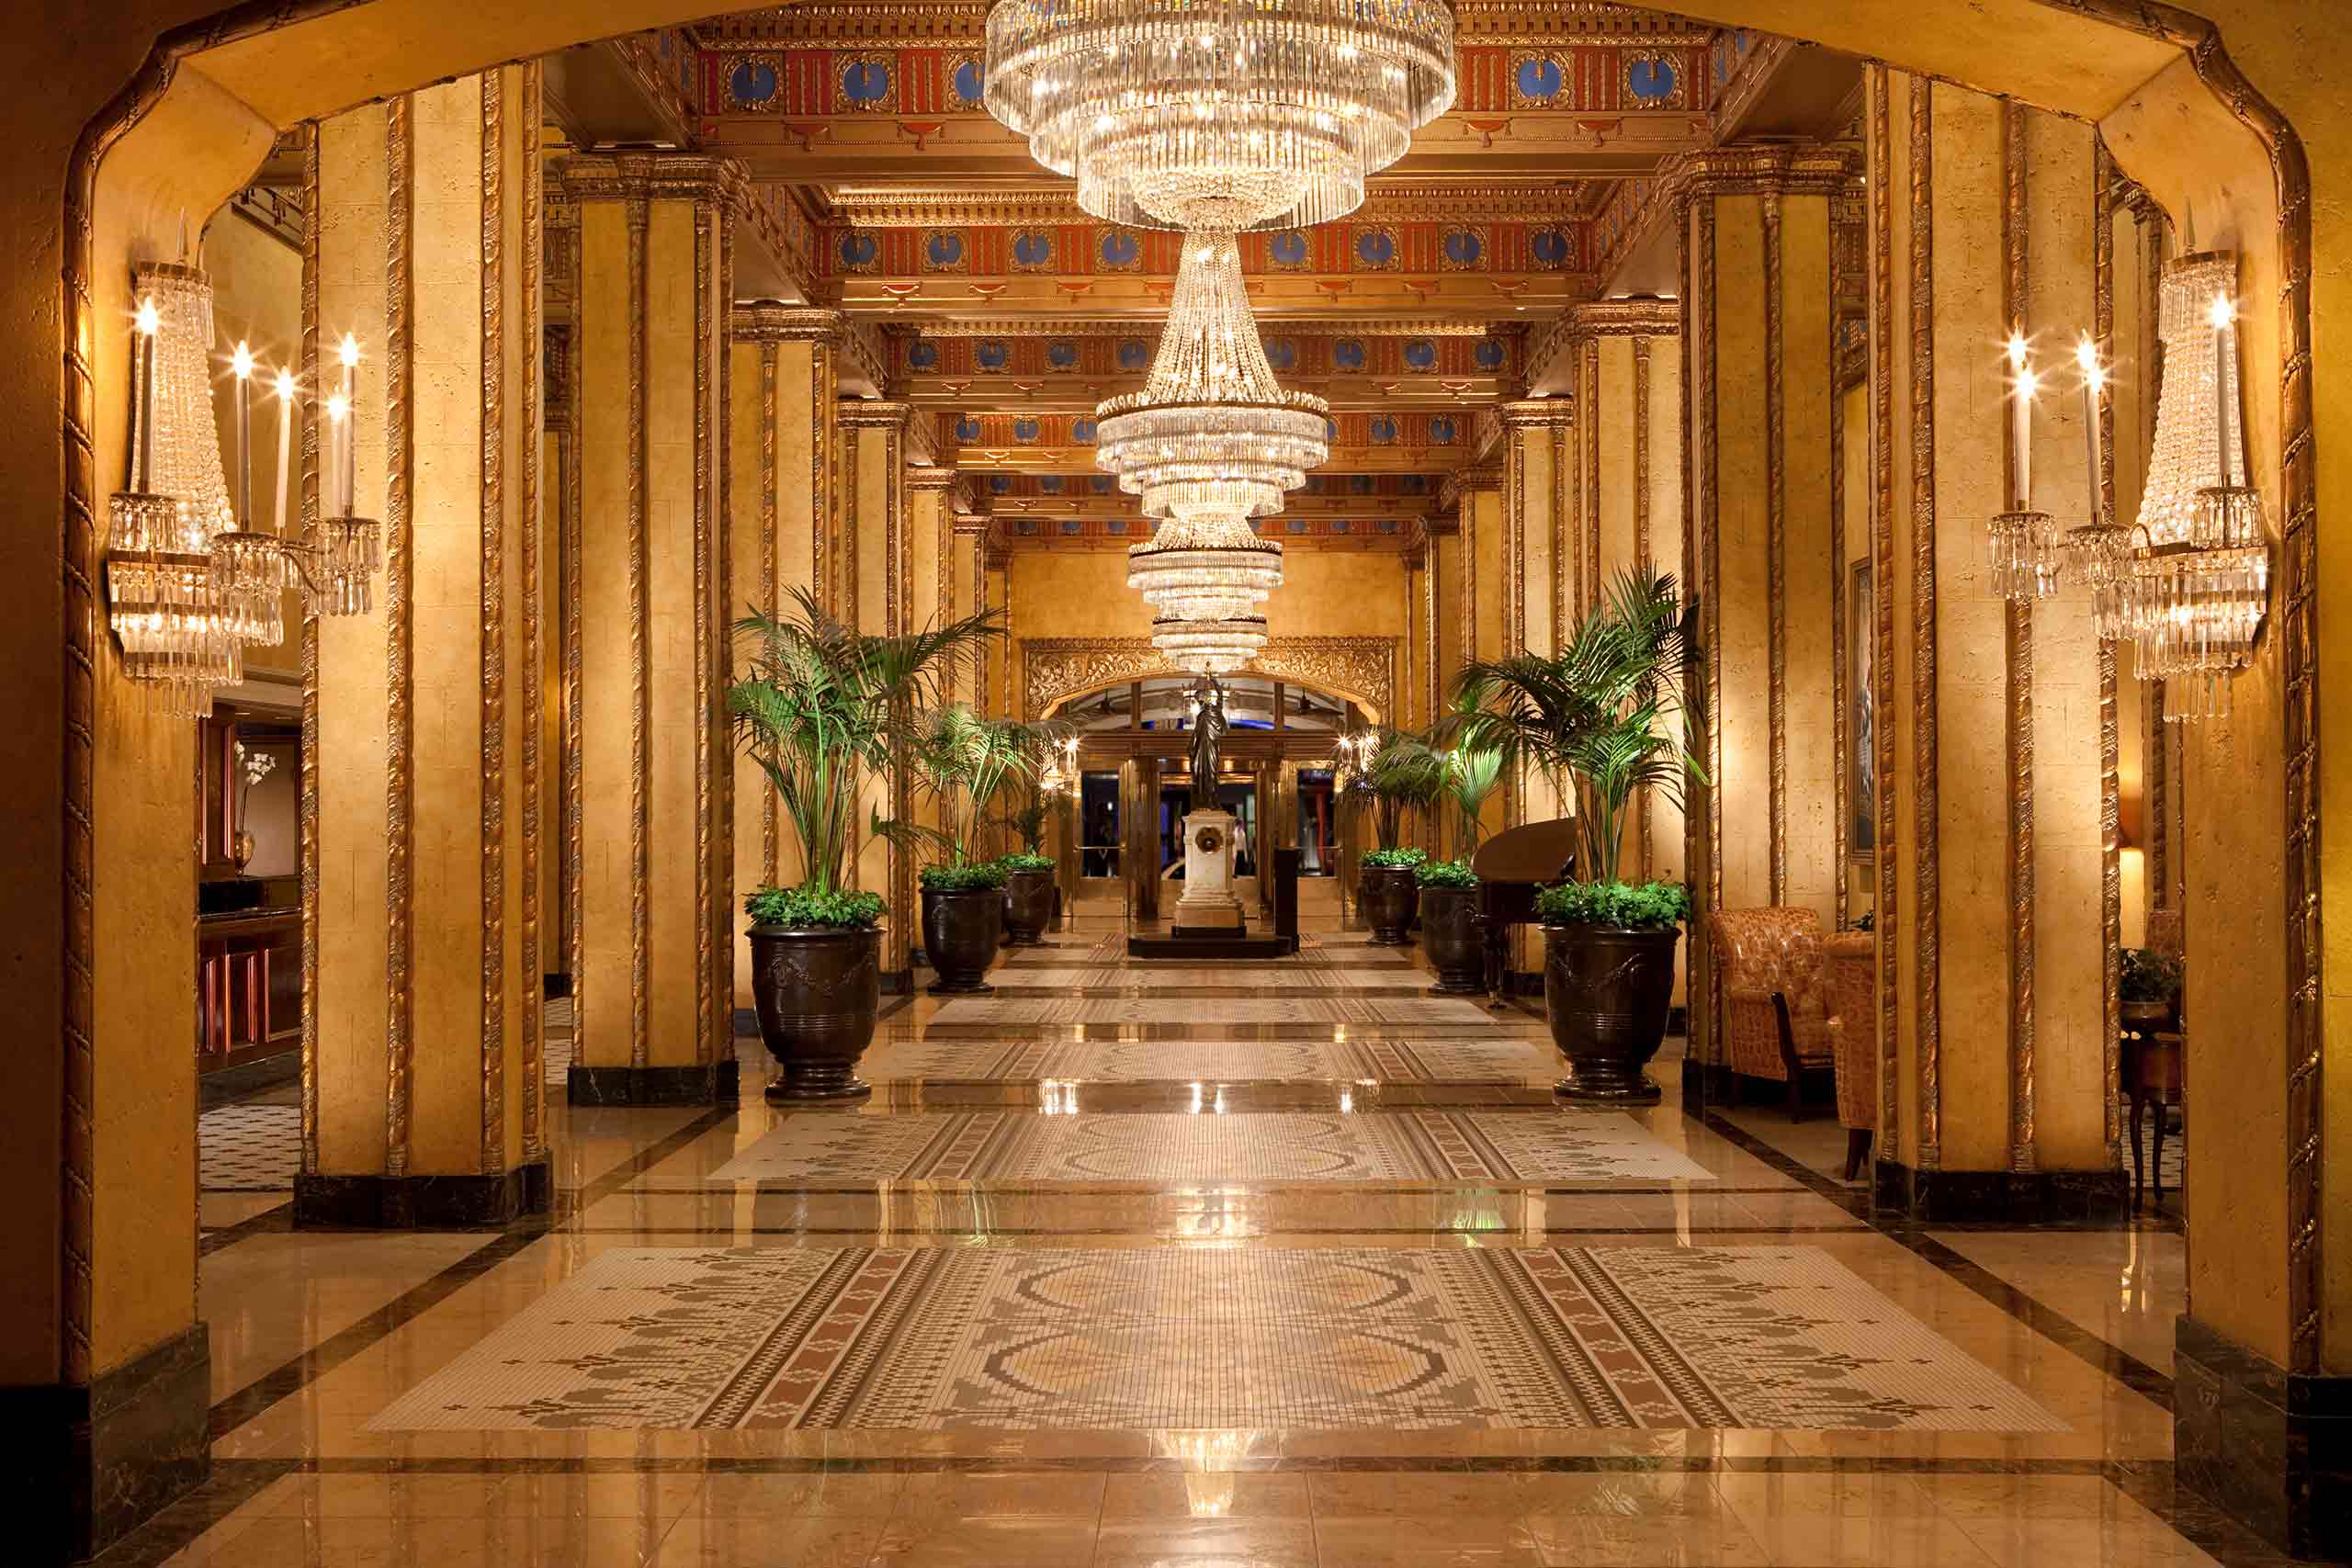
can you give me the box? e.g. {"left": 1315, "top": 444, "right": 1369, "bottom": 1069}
{"left": 731, "top": 305, "right": 849, "bottom": 344}
{"left": 552, "top": 150, "right": 752, "bottom": 211}
{"left": 1439, "top": 464, "right": 1505, "bottom": 511}
{"left": 1661, "top": 143, "right": 1858, "bottom": 203}
{"left": 1526, "top": 299, "right": 1681, "bottom": 391}
{"left": 1498, "top": 396, "right": 1577, "bottom": 431}
{"left": 838, "top": 398, "right": 922, "bottom": 432}
{"left": 951, "top": 510, "right": 991, "bottom": 537}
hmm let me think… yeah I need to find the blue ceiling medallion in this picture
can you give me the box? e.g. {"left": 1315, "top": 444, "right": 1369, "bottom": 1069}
{"left": 951, "top": 58, "right": 985, "bottom": 103}
{"left": 1100, "top": 231, "right": 1141, "bottom": 268}
{"left": 838, "top": 232, "right": 879, "bottom": 270}
{"left": 923, "top": 231, "right": 967, "bottom": 269}
{"left": 1514, "top": 56, "right": 1564, "bottom": 102}
{"left": 1529, "top": 229, "right": 1573, "bottom": 269}
{"left": 1474, "top": 338, "right": 1507, "bottom": 370}
{"left": 1012, "top": 231, "right": 1053, "bottom": 269}
{"left": 974, "top": 339, "right": 1011, "bottom": 370}
{"left": 1269, "top": 231, "right": 1309, "bottom": 267}
{"left": 1325, "top": 418, "right": 1340, "bottom": 443}
{"left": 1428, "top": 416, "right": 1458, "bottom": 445}
{"left": 908, "top": 340, "right": 939, "bottom": 370}
{"left": 1442, "top": 229, "right": 1484, "bottom": 267}
{"left": 959, "top": 417, "right": 985, "bottom": 443}
{"left": 1014, "top": 517, "right": 1039, "bottom": 533}
{"left": 1333, "top": 339, "right": 1367, "bottom": 371}
{"left": 1352, "top": 229, "right": 1396, "bottom": 268}
{"left": 1350, "top": 474, "right": 1375, "bottom": 494}
{"left": 1402, "top": 339, "right": 1437, "bottom": 371}
{"left": 1037, "top": 474, "right": 1064, "bottom": 493}
{"left": 729, "top": 59, "right": 779, "bottom": 109}
{"left": 1072, "top": 418, "right": 1097, "bottom": 443}
{"left": 1330, "top": 520, "right": 1352, "bottom": 534}
{"left": 1058, "top": 520, "right": 1081, "bottom": 535}
{"left": 841, "top": 60, "right": 892, "bottom": 106}
{"left": 1627, "top": 57, "right": 1678, "bottom": 103}
{"left": 987, "top": 470, "right": 1012, "bottom": 491}
{"left": 1265, "top": 338, "right": 1296, "bottom": 370}
{"left": 1286, "top": 519, "right": 1309, "bottom": 534}
{"left": 1046, "top": 340, "right": 1080, "bottom": 368}
{"left": 1105, "top": 519, "right": 1127, "bottom": 535}
{"left": 1012, "top": 417, "right": 1041, "bottom": 443}
{"left": 1369, "top": 415, "right": 1398, "bottom": 445}
{"left": 1090, "top": 475, "right": 1115, "bottom": 493}
{"left": 1117, "top": 339, "right": 1149, "bottom": 369}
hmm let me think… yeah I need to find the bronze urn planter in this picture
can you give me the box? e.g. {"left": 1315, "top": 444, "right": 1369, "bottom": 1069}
{"left": 747, "top": 924, "right": 881, "bottom": 1101}
{"left": 1544, "top": 923, "right": 1680, "bottom": 1105}
{"left": 1002, "top": 867, "right": 1056, "bottom": 945}
{"left": 1359, "top": 864, "right": 1420, "bottom": 945}
{"left": 922, "top": 886, "right": 1002, "bottom": 994}
{"left": 1418, "top": 884, "right": 1487, "bottom": 996}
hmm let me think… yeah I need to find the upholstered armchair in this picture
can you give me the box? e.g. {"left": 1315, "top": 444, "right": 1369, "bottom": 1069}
{"left": 1706, "top": 907, "right": 1832, "bottom": 1120}
{"left": 1821, "top": 931, "right": 1876, "bottom": 1179}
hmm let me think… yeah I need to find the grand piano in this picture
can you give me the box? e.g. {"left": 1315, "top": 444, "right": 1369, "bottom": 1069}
{"left": 1467, "top": 817, "right": 1577, "bottom": 1006}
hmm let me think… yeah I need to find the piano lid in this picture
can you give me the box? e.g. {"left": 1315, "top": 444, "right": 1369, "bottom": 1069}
{"left": 1469, "top": 817, "right": 1577, "bottom": 885}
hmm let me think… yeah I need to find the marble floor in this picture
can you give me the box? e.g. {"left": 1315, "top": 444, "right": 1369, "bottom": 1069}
{"left": 150, "top": 908, "right": 2274, "bottom": 1567}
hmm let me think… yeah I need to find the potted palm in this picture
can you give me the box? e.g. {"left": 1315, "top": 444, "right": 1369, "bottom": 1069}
{"left": 1458, "top": 569, "right": 1705, "bottom": 1104}
{"left": 998, "top": 777, "right": 1069, "bottom": 945}
{"left": 1417, "top": 734, "right": 1504, "bottom": 996}
{"left": 1343, "top": 729, "right": 1444, "bottom": 944}
{"left": 729, "top": 589, "right": 1000, "bottom": 1100}
{"left": 908, "top": 705, "right": 1063, "bottom": 991}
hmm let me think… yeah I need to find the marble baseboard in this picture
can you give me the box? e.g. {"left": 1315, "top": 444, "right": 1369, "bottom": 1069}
{"left": 17, "top": 1320, "right": 210, "bottom": 1561}
{"left": 292, "top": 1157, "right": 551, "bottom": 1228}
{"left": 1871, "top": 1160, "right": 2128, "bottom": 1224}
{"left": 568, "top": 1058, "right": 741, "bottom": 1107}
{"left": 2176, "top": 1313, "right": 2352, "bottom": 1562}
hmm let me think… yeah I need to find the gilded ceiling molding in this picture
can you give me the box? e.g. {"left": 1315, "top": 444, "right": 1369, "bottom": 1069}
{"left": 605, "top": 34, "right": 697, "bottom": 149}
{"left": 1437, "top": 462, "right": 1505, "bottom": 513}
{"left": 693, "top": 1, "right": 1707, "bottom": 50}
{"left": 1709, "top": 32, "right": 1797, "bottom": 140}
{"left": 825, "top": 183, "right": 1606, "bottom": 230}
{"left": 1023, "top": 637, "right": 1398, "bottom": 726}
{"left": 891, "top": 317, "right": 1510, "bottom": 342}
{"left": 554, "top": 150, "right": 810, "bottom": 311}
{"left": 1524, "top": 298, "right": 1680, "bottom": 400}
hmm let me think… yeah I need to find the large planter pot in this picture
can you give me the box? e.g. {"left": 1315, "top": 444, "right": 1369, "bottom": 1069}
{"left": 1544, "top": 923, "right": 1681, "bottom": 1105}
{"left": 2120, "top": 998, "right": 2178, "bottom": 1036}
{"left": 1002, "top": 867, "right": 1056, "bottom": 945}
{"left": 1359, "top": 864, "right": 1419, "bottom": 945}
{"left": 748, "top": 923, "right": 880, "bottom": 1101}
{"left": 1419, "top": 884, "right": 1487, "bottom": 996}
{"left": 922, "top": 886, "right": 1002, "bottom": 994}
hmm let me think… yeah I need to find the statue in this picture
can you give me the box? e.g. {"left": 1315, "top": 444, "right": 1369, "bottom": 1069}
{"left": 1186, "top": 675, "right": 1227, "bottom": 815}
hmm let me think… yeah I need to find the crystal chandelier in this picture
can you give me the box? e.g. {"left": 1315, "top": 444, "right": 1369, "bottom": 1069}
{"left": 209, "top": 342, "right": 293, "bottom": 647}
{"left": 1102, "top": 231, "right": 1326, "bottom": 618}
{"left": 983, "top": 0, "right": 1456, "bottom": 233}
{"left": 106, "top": 269, "right": 241, "bottom": 715}
{"left": 2125, "top": 255, "right": 2271, "bottom": 722}
{"left": 1153, "top": 612, "right": 1267, "bottom": 674}
{"left": 308, "top": 334, "right": 384, "bottom": 617}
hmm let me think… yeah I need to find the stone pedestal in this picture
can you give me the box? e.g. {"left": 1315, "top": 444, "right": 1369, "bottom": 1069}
{"left": 1173, "top": 810, "right": 1244, "bottom": 933}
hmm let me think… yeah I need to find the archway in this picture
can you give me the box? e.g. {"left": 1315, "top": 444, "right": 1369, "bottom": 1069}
{"left": 18, "top": 0, "right": 2342, "bottom": 1559}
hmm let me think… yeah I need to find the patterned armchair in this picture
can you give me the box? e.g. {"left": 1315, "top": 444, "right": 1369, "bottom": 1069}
{"left": 1706, "top": 907, "right": 1832, "bottom": 1120}
{"left": 1821, "top": 931, "right": 1876, "bottom": 1179}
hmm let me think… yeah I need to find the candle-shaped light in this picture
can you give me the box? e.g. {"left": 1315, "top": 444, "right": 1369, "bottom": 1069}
{"left": 337, "top": 333, "right": 360, "bottom": 517}
{"left": 273, "top": 368, "right": 296, "bottom": 536}
{"left": 2210, "top": 292, "right": 2233, "bottom": 487}
{"left": 2075, "top": 337, "right": 2105, "bottom": 525}
{"left": 133, "top": 296, "right": 160, "bottom": 492}
{"left": 2007, "top": 330, "right": 2035, "bottom": 511}
{"left": 326, "top": 391, "right": 351, "bottom": 523}
{"left": 232, "top": 339, "right": 255, "bottom": 527}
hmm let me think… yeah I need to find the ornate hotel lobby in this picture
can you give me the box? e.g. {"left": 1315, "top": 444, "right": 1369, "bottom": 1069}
{"left": 8, "top": 0, "right": 2352, "bottom": 1563}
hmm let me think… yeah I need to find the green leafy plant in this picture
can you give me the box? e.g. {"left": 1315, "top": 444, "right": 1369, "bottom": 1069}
{"left": 1439, "top": 728, "right": 1507, "bottom": 855}
{"left": 1341, "top": 728, "right": 1446, "bottom": 852}
{"left": 2120, "top": 946, "right": 2184, "bottom": 1003}
{"left": 1361, "top": 846, "right": 1430, "bottom": 871}
{"left": 920, "top": 861, "right": 1008, "bottom": 893}
{"left": 728, "top": 588, "right": 1002, "bottom": 906}
{"left": 1535, "top": 879, "right": 1690, "bottom": 931}
{"left": 742, "top": 884, "right": 887, "bottom": 931}
{"left": 999, "top": 852, "right": 1057, "bottom": 874}
{"left": 1454, "top": 567, "right": 1706, "bottom": 902}
{"left": 899, "top": 705, "right": 1071, "bottom": 873}
{"left": 1416, "top": 858, "right": 1479, "bottom": 889}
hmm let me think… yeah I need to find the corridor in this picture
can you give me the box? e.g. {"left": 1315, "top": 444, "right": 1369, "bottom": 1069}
{"left": 155, "top": 914, "right": 2250, "bottom": 1567}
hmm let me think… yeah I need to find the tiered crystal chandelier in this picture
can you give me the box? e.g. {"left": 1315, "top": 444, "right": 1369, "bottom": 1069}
{"left": 2126, "top": 256, "right": 2270, "bottom": 722}
{"left": 984, "top": 0, "right": 1455, "bottom": 671}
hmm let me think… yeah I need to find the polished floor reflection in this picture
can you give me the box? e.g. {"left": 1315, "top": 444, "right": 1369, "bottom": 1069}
{"left": 150, "top": 908, "right": 2269, "bottom": 1566}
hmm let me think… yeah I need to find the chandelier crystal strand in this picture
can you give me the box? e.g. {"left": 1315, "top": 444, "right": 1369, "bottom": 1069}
{"left": 984, "top": 0, "right": 1456, "bottom": 232}
{"left": 209, "top": 341, "right": 292, "bottom": 647}
{"left": 1152, "top": 613, "right": 1268, "bottom": 673}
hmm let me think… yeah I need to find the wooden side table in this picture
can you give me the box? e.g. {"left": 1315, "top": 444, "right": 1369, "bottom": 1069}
{"left": 2120, "top": 1000, "right": 2184, "bottom": 1202}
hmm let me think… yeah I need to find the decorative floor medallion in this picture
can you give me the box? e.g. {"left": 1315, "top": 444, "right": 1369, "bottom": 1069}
{"left": 370, "top": 1246, "right": 2064, "bottom": 1434}
{"left": 681, "top": 1110, "right": 1715, "bottom": 1187}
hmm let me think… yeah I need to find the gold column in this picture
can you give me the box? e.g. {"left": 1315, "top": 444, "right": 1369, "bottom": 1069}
{"left": 1680, "top": 151, "right": 1849, "bottom": 1067}
{"left": 1499, "top": 401, "right": 1577, "bottom": 858}
{"left": 304, "top": 70, "right": 547, "bottom": 1222}
{"left": 840, "top": 400, "right": 926, "bottom": 983}
{"left": 1870, "top": 73, "right": 2116, "bottom": 1212}
{"left": 726, "top": 308, "right": 844, "bottom": 1010}
{"left": 557, "top": 152, "right": 742, "bottom": 1102}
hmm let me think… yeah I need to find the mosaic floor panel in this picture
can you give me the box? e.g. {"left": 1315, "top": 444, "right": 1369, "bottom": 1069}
{"left": 854, "top": 1034, "right": 1555, "bottom": 1084}
{"left": 925, "top": 996, "right": 1498, "bottom": 1029}
{"left": 198, "top": 1102, "right": 302, "bottom": 1191}
{"left": 681, "top": 1110, "right": 1715, "bottom": 1187}
{"left": 369, "top": 1245, "right": 2064, "bottom": 1434}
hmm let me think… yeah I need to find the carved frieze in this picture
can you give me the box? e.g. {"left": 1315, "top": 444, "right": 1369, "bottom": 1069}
{"left": 1023, "top": 637, "right": 1397, "bottom": 722}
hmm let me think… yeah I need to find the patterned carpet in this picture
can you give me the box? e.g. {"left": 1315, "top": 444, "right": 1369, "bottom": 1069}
{"left": 682, "top": 1110, "right": 1716, "bottom": 1186}
{"left": 854, "top": 1034, "right": 1555, "bottom": 1085}
{"left": 926, "top": 996, "right": 1498, "bottom": 1029}
{"left": 370, "top": 1245, "right": 2064, "bottom": 1433}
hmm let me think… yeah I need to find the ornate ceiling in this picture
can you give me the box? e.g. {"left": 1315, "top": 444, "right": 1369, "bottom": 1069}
{"left": 546, "top": 6, "right": 1853, "bottom": 551}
